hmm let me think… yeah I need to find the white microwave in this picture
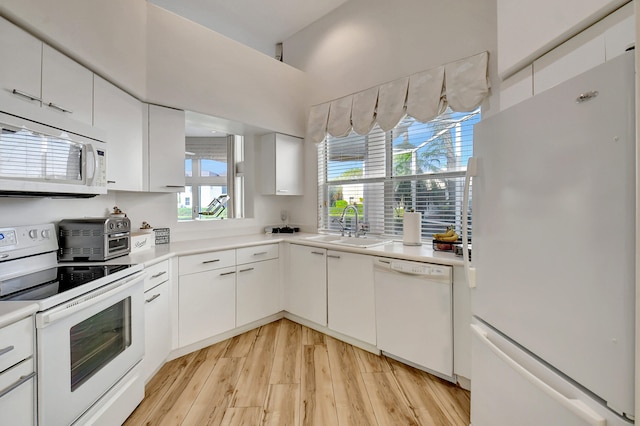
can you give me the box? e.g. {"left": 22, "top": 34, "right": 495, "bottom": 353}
{"left": 0, "top": 111, "right": 107, "bottom": 197}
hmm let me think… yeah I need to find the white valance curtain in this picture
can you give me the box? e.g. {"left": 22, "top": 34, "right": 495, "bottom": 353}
{"left": 307, "top": 51, "right": 489, "bottom": 143}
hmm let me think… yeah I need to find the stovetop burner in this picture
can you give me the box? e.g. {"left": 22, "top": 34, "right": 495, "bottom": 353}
{"left": 0, "top": 264, "right": 136, "bottom": 302}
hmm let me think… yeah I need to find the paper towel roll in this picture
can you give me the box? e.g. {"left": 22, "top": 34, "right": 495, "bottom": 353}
{"left": 403, "top": 212, "right": 422, "bottom": 246}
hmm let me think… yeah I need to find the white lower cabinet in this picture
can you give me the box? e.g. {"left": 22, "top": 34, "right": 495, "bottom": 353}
{"left": 327, "top": 251, "right": 376, "bottom": 345}
{"left": 285, "top": 244, "right": 327, "bottom": 326}
{"left": 0, "top": 316, "right": 35, "bottom": 426}
{"left": 143, "top": 277, "right": 170, "bottom": 382}
{"left": 178, "top": 265, "right": 236, "bottom": 348}
{"left": 237, "top": 258, "right": 280, "bottom": 327}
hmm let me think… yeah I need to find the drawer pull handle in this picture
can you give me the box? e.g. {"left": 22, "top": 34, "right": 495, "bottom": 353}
{"left": 151, "top": 271, "right": 167, "bottom": 279}
{"left": 12, "top": 89, "right": 41, "bottom": 102}
{"left": 311, "top": 251, "right": 324, "bottom": 256}
{"left": 165, "top": 185, "right": 184, "bottom": 188}
{"left": 252, "top": 252, "right": 268, "bottom": 256}
{"left": 145, "top": 293, "right": 161, "bottom": 303}
{"left": 378, "top": 259, "right": 391, "bottom": 265}
{"left": 327, "top": 254, "right": 341, "bottom": 259}
{"left": 0, "top": 345, "right": 15, "bottom": 357}
{"left": 47, "top": 102, "right": 73, "bottom": 114}
{"left": 202, "top": 259, "right": 220, "bottom": 264}
{"left": 239, "top": 267, "right": 254, "bottom": 273}
{"left": 220, "top": 271, "right": 236, "bottom": 276}
{"left": 0, "top": 372, "right": 36, "bottom": 399}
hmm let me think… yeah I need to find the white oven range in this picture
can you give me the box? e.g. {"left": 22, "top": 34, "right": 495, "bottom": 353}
{"left": 0, "top": 223, "right": 145, "bottom": 426}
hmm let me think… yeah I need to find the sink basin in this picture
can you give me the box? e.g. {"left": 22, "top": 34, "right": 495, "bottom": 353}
{"left": 304, "top": 234, "right": 393, "bottom": 248}
{"left": 304, "top": 234, "right": 344, "bottom": 243}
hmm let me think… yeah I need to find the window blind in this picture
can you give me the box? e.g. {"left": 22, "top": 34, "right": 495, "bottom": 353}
{"left": 318, "top": 107, "right": 479, "bottom": 239}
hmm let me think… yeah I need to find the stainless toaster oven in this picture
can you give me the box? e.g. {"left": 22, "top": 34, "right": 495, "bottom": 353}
{"left": 58, "top": 217, "right": 131, "bottom": 261}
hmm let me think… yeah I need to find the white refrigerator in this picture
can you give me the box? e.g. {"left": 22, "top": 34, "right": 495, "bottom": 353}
{"left": 467, "top": 51, "right": 635, "bottom": 425}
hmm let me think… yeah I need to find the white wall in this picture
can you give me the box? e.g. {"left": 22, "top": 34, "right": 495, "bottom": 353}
{"left": 283, "top": 0, "right": 498, "bottom": 109}
{"left": 145, "top": 5, "right": 309, "bottom": 137}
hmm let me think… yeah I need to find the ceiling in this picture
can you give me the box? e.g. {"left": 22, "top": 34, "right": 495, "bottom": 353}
{"left": 148, "top": 0, "right": 349, "bottom": 58}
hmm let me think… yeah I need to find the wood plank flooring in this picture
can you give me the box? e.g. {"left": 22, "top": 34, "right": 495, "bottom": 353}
{"left": 124, "top": 319, "right": 470, "bottom": 426}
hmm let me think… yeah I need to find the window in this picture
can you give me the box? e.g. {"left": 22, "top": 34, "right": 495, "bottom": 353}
{"left": 178, "top": 135, "right": 244, "bottom": 221}
{"left": 318, "top": 107, "right": 479, "bottom": 239}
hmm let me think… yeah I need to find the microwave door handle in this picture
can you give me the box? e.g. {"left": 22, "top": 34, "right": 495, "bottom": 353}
{"left": 85, "top": 144, "right": 97, "bottom": 185}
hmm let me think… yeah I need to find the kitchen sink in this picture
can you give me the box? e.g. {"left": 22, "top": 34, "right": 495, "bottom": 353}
{"left": 304, "top": 234, "right": 393, "bottom": 248}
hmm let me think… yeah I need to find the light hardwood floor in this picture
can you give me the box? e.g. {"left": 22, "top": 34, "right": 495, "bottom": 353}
{"left": 124, "top": 319, "right": 470, "bottom": 425}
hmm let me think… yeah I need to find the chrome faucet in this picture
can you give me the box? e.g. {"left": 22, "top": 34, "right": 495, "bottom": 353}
{"left": 340, "top": 204, "right": 359, "bottom": 237}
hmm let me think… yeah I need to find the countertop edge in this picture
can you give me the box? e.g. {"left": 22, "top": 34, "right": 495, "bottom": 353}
{"left": 121, "top": 233, "right": 465, "bottom": 267}
{"left": 0, "top": 302, "right": 39, "bottom": 328}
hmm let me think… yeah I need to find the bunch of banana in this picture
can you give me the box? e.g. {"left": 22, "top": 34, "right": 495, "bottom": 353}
{"left": 433, "top": 226, "right": 459, "bottom": 242}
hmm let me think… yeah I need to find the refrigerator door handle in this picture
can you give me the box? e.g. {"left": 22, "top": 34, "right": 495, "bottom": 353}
{"left": 470, "top": 324, "right": 606, "bottom": 426}
{"left": 463, "top": 157, "right": 476, "bottom": 288}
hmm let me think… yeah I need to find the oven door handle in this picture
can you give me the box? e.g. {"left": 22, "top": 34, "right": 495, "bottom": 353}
{"left": 36, "top": 271, "right": 146, "bottom": 328}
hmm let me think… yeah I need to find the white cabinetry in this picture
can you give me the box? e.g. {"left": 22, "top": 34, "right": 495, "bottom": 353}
{"left": 41, "top": 45, "right": 93, "bottom": 125}
{"left": 178, "top": 250, "right": 236, "bottom": 347}
{"left": 94, "top": 76, "right": 146, "bottom": 191}
{"left": 0, "top": 17, "right": 42, "bottom": 112}
{"left": 0, "top": 17, "right": 93, "bottom": 127}
{"left": 147, "top": 105, "right": 185, "bottom": 192}
{"left": 0, "top": 316, "right": 36, "bottom": 426}
{"left": 236, "top": 244, "right": 281, "bottom": 327}
{"left": 143, "top": 260, "right": 171, "bottom": 382}
{"left": 285, "top": 244, "right": 327, "bottom": 325}
{"left": 327, "top": 251, "right": 376, "bottom": 345}
{"left": 260, "top": 133, "right": 304, "bottom": 195}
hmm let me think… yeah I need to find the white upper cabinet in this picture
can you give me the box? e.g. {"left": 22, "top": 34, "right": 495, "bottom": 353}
{"left": 0, "top": 17, "right": 42, "bottom": 110}
{"left": 94, "top": 76, "right": 146, "bottom": 191}
{"left": 0, "top": 16, "right": 94, "bottom": 128}
{"left": 261, "top": 133, "right": 304, "bottom": 196}
{"left": 41, "top": 44, "right": 94, "bottom": 126}
{"left": 147, "top": 105, "right": 185, "bottom": 192}
{"left": 497, "top": 0, "right": 628, "bottom": 78}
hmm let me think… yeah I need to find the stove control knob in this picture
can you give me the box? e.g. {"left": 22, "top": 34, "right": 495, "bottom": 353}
{"left": 41, "top": 229, "right": 51, "bottom": 239}
{"left": 109, "top": 222, "right": 115, "bottom": 230}
{"left": 117, "top": 222, "right": 123, "bottom": 229}
{"left": 28, "top": 229, "right": 38, "bottom": 239}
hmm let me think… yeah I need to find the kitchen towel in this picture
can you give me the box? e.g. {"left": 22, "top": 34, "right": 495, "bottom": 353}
{"left": 403, "top": 211, "right": 422, "bottom": 246}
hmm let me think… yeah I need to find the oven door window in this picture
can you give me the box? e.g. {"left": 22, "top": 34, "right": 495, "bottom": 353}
{"left": 69, "top": 297, "right": 131, "bottom": 392}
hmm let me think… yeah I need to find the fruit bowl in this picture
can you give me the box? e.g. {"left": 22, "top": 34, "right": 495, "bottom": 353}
{"left": 432, "top": 239, "right": 461, "bottom": 252}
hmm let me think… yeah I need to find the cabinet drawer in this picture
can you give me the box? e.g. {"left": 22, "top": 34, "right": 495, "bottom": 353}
{"left": 179, "top": 249, "right": 236, "bottom": 275}
{"left": 236, "top": 244, "right": 279, "bottom": 265}
{"left": 144, "top": 260, "right": 170, "bottom": 291}
{"left": 0, "top": 317, "right": 34, "bottom": 373}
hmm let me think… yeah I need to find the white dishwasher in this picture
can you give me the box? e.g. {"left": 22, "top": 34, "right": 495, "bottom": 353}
{"left": 374, "top": 257, "right": 454, "bottom": 381}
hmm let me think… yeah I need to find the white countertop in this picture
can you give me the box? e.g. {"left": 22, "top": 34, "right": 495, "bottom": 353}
{"left": 122, "top": 232, "right": 465, "bottom": 267}
{"left": 0, "top": 301, "right": 39, "bottom": 328}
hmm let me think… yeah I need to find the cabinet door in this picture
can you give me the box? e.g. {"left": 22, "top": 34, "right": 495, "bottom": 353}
{"left": 261, "top": 133, "right": 303, "bottom": 195}
{"left": 327, "top": 251, "right": 376, "bottom": 345}
{"left": 236, "top": 258, "right": 280, "bottom": 326}
{"left": 285, "top": 245, "right": 326, "bottom": 325}
{"left": 94, "top": 76, "right": 146, "bottom": 191}
{"left": 143, "top": 281, "right": 170, "bottom": 381}
{"left": 178, "top": 267, "right": 236, "bottom": 347}
{"left": 41, "top": 45, "right": 94, "bottom": 126}
{"left": 0, "top": 16, "right": 42, "bottom": 116}
{"left": 0, "top": 360, "right": 35, "bottom": 426}
{"left": 148, "top": 105, "right": 185, "bottom": 192}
